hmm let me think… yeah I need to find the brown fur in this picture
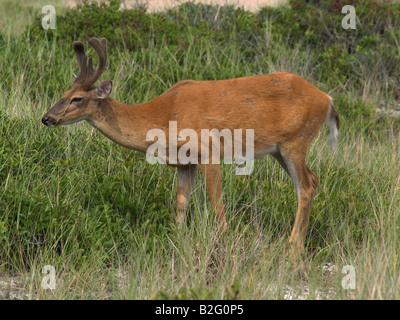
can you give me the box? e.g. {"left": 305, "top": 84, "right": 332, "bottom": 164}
{"left": 43, "top": 38, "right": 339, "bottom": 255}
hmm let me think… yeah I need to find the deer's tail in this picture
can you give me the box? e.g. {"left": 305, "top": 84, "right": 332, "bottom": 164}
{"left": 326, "top": 97, "right": 339, "bottom": 151}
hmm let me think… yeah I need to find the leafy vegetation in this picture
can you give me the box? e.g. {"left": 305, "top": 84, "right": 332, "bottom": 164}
{"left": 25, "top": 0, "right": 400, "bottom": 103}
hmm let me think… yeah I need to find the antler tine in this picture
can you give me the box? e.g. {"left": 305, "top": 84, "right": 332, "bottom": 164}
{"left": 83, "top": 37, "right": 107, "bottom": 89}
{"left": 72, "top": 41, "right": 88, "bottom": 85}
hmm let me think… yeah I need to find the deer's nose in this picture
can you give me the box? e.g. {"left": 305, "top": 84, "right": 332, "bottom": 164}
{"left": 42, "top": 116, "right": 50, "bottom": 125}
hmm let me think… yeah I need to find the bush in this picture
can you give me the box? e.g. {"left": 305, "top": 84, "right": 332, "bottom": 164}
{"left": 22, "top": 0, "right": 400, "bottom": 121}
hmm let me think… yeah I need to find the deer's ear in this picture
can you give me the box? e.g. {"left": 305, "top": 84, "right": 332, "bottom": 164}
{"left": 97, "top": 80, "right": 112, "bottom": 99}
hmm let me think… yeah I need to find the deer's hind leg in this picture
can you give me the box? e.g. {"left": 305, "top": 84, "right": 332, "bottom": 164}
{"left": 275, "top": 143, "right": 319, "bottom": 255}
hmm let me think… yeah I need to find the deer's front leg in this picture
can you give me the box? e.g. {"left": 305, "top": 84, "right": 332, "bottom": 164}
{"left": 199, "top": 164, "right": 227, "bottom": 232}
{"left": 176, "top": 164, "right": 197, "bottom": 227}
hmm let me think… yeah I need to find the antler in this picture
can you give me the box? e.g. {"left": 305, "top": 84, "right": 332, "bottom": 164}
{"left": 72, "top": 37, "right": 107, "bottom": 90}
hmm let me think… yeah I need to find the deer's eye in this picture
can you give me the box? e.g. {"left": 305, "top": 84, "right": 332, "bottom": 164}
{"left": 71, "top": 97, "right": 83, "bottom": 103}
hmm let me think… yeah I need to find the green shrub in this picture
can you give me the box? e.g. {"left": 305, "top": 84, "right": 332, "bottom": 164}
{"left": 24, "top": 1, "right": 400, "bottom": 74}
{"left": 23, "top": 0, "right": 399, "bottom": 122}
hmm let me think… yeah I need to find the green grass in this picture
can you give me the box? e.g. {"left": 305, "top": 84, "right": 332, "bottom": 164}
{"left": 0, "top": 0, "right": 400, "bottom": 299}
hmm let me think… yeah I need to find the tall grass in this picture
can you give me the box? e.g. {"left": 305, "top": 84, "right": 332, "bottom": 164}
{"left": 0, "top": 0, "right": 399, "bottom": 299}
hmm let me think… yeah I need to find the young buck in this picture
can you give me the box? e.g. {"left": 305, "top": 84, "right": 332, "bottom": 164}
{"left": 42, "top": 38, "right": 339, "bottom": 255}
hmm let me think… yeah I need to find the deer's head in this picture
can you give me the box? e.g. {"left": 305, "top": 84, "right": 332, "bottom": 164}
{"left": 42, "top": 38, "right": 112, "bottom": 127}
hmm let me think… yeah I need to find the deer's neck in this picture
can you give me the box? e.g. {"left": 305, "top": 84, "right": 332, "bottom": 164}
{"left": 87, "top": 98, "right": 163, "bottom": 153}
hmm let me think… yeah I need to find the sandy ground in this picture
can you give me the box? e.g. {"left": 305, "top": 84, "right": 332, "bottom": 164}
{"left": 0, "top": 263, "right": 338, "bottom": 300}
{"left": 66, "top": 0, "right": 287, "bottom": 12}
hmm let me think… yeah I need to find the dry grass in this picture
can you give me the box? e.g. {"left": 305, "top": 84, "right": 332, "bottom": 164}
{"left": 67, "top": 0, "right": 288, "bottom": 12}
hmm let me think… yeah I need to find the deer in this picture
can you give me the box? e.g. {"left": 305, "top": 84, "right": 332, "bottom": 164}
{"left": 42, "top": 38, "right": 339, "bottom": 256}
